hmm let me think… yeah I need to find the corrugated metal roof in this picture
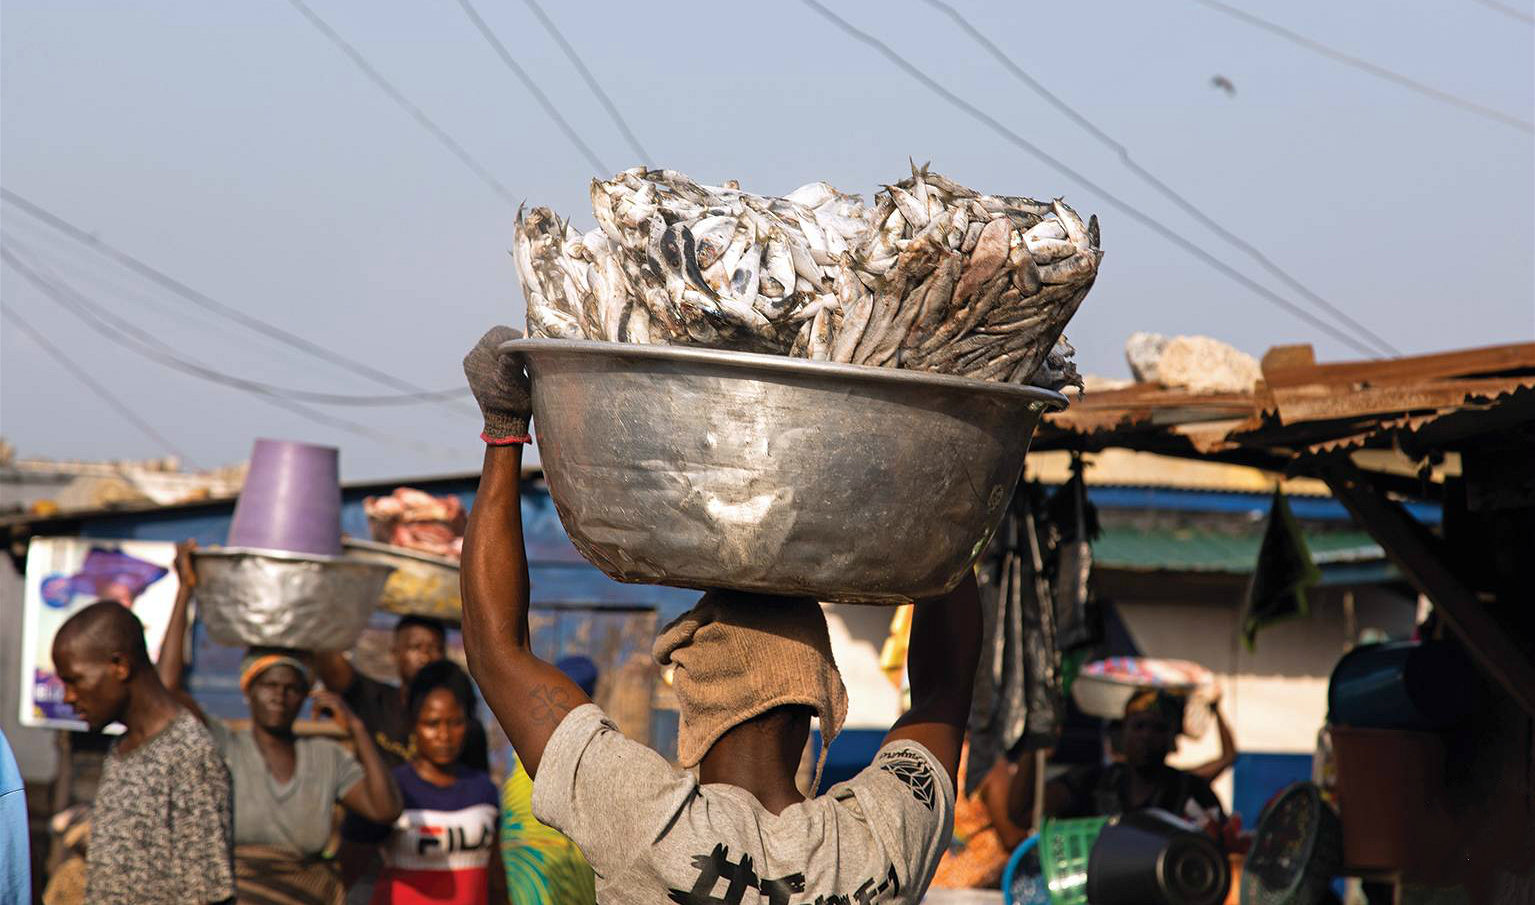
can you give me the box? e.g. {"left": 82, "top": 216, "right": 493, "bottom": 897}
{"left": 1035, "top": 342, "right": 1535, "bottom": 500}
{"left": 1095, "top": 526, "right": 1383, "bottom": 574}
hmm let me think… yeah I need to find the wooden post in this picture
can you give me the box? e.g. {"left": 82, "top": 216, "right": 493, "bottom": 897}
{"left": 1032, "top": 749, "right": 1047, "bottom": 833}
{"left": 1318, "top": 462, "right": 1535, "bottom": 718}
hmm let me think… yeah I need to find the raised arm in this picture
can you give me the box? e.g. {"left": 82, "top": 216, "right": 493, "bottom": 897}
{"left": 157, "top": 541, "right": 206, "bottom": 720}
{"left": 883, "top": 571, "right": 983, "bottom": 789}
{"left": 314, "top": 690, "right": 402, "bottom": 824}
{"left": 1189, "top": 699, "right": 1237, "bottom": 783}
{"left": 312, "top": 651, "right": 357, "bottom": 696}
{"left": 459, "top": 328, "right": 589, "bottom": 779}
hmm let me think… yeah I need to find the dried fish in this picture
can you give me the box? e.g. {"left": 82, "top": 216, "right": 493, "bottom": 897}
{"left": 514, "top": 165, "right": 1100, "bottom": 386}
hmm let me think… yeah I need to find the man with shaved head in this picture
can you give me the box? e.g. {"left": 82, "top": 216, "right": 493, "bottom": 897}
{"left": 52, "top": 600, "right": 235, "bottom": 905}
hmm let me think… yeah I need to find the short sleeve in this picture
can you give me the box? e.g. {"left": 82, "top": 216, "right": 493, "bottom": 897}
{"left": 530, "top": 704, "right": 696, "bottom": 880}
{"left": 834, "top": 741, "right": 956, "bottom": 897}
{"left": 319, "top": 739, "right": 367, "bottom": 803}
{"left": 172, "top": 737, "right": 235, "bottom": 903}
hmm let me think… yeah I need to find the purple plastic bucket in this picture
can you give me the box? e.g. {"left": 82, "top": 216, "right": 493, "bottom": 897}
{"left": 227, "top": 439, "right": 342, "bottom": 557}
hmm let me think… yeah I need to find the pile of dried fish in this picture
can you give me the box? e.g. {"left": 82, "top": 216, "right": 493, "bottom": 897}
{"left": 514, "top": 164, "right": 1098, "bottom": 389}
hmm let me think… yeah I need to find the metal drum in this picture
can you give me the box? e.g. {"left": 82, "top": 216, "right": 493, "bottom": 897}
{"left": 506, "top": 338, "right": 1067, "bottom": 604}
{"left": 193, "top": 547, "right": 395, "bottom": 649}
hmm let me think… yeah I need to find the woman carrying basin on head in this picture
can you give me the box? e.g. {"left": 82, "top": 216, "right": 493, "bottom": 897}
{"left": 159, "top": 542, "right": 404, "bottom": 905}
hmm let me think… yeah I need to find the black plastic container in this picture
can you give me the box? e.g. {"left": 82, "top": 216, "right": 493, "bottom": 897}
{"left": 1327, "top": 641, "right": 1480, "bottom": 730}
{"left": 1086, "top": 809, "right": 1230, "bottom": 905}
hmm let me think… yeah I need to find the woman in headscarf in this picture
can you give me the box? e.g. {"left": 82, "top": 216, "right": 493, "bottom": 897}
{"left": 1005, "top": 689, "right": 1226, "bottom": 837}
{"left": 360, "top": 660, "right": 507, "bottom": 905}
{"left": 159, "top": 542, "right": 403, "bottom": 904}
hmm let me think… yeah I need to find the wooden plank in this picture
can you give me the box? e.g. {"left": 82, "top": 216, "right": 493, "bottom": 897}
{"left": 1263, "top": 342, "right": 1535, "bottom": 390}
{"left": 1318, "top": 461, "right": 1535, "bottom": 718}
{"left": 1270, "top": 377, "right": 1535, "bottom": 424}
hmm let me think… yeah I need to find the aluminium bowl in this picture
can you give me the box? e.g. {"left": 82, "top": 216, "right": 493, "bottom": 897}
{"left": 342, "top": 537, "right": 463, "bottom": 623}
{"left": 506, "top": 338, "right": 1066, "bottom": 604}
{"left": 193, "top": 547, "right": 396, "bottom": 650}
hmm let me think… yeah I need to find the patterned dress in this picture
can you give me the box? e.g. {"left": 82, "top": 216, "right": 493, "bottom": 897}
{"left": 500, "top": 756, "right": 596, "bottom": 905}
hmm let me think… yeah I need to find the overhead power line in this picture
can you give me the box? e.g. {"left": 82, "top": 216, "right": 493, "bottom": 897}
{"left": 451, "top": 0, "right": 612, "bottom": 175}
{"left": 799, "top": 0, "right": 1385, "bottom": 357}
{"left": 515, "top": 0, "right": 652, "bottom": 166}
{"left": 2, "top": 246, "right": 460, "bottom": 458}
{"left": 283, "top": 0, "right": 520, "bottom": 208}
{"left": 0, "top": 242, "right": 466, "bottom": 407}
{"left": 1193, "top": 0, "right": 1534, "bottom": 134}
{"left": 918, "top": 0, "right": 1399, "bottom": 357}
{"left": 0, "top": 188, "right": 478, "bottom": 416}
{"left": 1469, "top": 0, "right": 1535, "bottom": 26}
{"left": 0, "top": 301, "right": 194, "bottom": 465}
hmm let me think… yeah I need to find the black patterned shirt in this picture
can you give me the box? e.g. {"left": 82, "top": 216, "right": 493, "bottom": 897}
{"left": 87, "top": 710, "right": 235, "bottom": 905}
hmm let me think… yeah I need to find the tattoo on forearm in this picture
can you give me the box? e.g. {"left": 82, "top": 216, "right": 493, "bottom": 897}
{"left": 528, "top": 683, "right": 577, "bottom": 730}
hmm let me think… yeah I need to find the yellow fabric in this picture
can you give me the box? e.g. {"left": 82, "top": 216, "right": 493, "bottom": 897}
{"left": 500, "top": 758, "right": 596, "bottom": 905}
{"left": 239, "top": 653, "right": 312, "bottom": 694}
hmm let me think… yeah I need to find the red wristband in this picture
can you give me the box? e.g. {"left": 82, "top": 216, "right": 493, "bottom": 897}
{"left": 481, "top": 431, "right": 532, "bottom": 446}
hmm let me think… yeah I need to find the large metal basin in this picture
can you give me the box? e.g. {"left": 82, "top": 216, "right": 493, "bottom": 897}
{"left": 193, "top": 547, "right": 395, "bottom": 649}
{"left": 507, "top": 338, "right": 1066, "bottom": 604}
{"left": 343, "top": 538, "right": 463, "bottom": 623}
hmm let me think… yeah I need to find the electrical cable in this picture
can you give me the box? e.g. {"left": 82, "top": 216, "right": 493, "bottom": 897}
{"left": 1469, "top": 0, "right": 1535, "bottom": 26}
{"left": 799, "top": 0, "right": 1385, "bottom": 357}
{"left": 2, "top": 247, "right": 461, "bottom": 459}
{"left": 0, "top": 301, "right": 195, "bottom": 466}
{"left": 515, "top": 0, "right": 652, "bottom": 166}
{"left": 451, "top": 0, "right": 612, "bottom": 175}
{"left": 3, "top": 224, "right": 355, "bottom": 369}
{"left": 918, "top": 0, "right": 1400, "bottom": 357}
{"left": 0, "top": 242, "right": 467, "bottom": 407}
{"left": 283, "top": 0, "right": 521, "bottom": 209}
{"left": 0, "top": 188, "right": 479, "bottom": 416}
{"left": 1192, "top": 0, "right": 1534, "bottom": 133}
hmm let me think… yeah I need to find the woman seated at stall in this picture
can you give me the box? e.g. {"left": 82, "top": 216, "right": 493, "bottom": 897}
{"left": 159, "top": 542, "right": 403, "bottom": 905}
{"left": 351, "top": 660, "right": 508, "bottom": 905}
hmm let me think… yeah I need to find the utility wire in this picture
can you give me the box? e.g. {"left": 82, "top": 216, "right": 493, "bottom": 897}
{"left": 1193, "top": 0, "right": 1534, "bottom": 134}
{"left": 451, "top": 0, "right": 612, "bottom": 175}
{"left": 515, "top": 0, "right": 652, "bottom": 166}
{"left": 283, "top": 0, "right": 521, "bottom": 208}
{"left": 0, "top": 242, "right": 466, "bottom": 407}
{"left": 2, "top": 246, "right": 459, "bottom": 458}
{"left": 0, "top": 301, "right": 194, "bottom": 466}
{"left": 6, "top": 224, "right": 401, "bottom": 383}
{"left": 918, "top": 0, "right": 1399, "bottom": 357}
{"left": 800, "top": 0, "right": 1384, "bottom": 357}
{"left": 0, "top": 188, "right": 479, "bottom": 416}
{"left": 1469, "top": 0, "right": 1535, "bottom": 26}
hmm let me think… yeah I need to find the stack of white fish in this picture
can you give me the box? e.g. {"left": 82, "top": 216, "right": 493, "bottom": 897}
{"left": 514, "top": 164, "right": 1098, "bottom": 390}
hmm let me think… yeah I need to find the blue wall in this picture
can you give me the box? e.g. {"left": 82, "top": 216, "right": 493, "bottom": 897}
{"left": 1231, "top": 752, "right": 1313, "bottom": 823}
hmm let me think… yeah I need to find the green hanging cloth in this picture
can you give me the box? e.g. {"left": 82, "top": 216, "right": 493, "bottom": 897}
{"left": 1240, "top": 486, "right": 1322, "bottom": 651}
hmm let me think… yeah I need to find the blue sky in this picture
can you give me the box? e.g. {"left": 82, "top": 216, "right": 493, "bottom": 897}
{"left": 2, "top": 0, "right": 1531, "bottom": 479}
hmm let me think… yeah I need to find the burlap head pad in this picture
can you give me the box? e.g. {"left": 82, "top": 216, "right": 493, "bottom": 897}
{"left": 653, "top": 592, "right": 848, "bottom": 769}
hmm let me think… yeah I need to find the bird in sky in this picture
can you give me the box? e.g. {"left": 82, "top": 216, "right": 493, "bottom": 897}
{"left": 1210, "top": 74, "right": 1237, "bottom": 96}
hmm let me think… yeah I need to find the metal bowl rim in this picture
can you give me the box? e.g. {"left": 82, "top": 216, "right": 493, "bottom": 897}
{"left": 342, "top": 537, "right": 461, "bottom": 570}
{"left": 503, "top": 338, "right": 1070, "bottom": 409}
{"left": 193, "top": 546, "right": 397, "bottom": 572}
